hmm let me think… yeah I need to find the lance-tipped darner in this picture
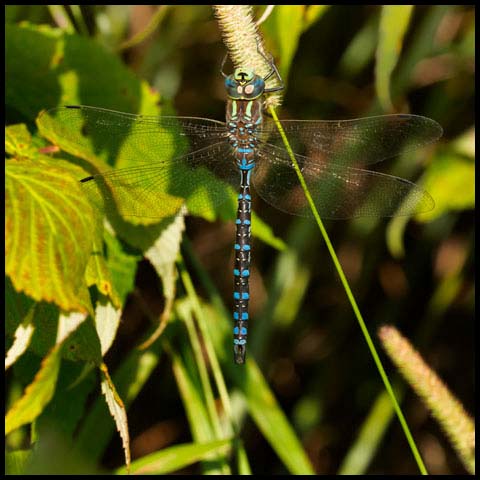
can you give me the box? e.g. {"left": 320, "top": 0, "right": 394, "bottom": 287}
{"left": 41, "top": 53, "right": 441, "bottom": 364}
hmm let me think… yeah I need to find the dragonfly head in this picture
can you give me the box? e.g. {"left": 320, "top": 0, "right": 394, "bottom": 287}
{"left": 225, "top": 68, "right": 265, "bottom": 100}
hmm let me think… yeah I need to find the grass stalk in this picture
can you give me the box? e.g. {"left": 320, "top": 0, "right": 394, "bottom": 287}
{"left": 268, "top": 105, "right": 428, "bottom": 475}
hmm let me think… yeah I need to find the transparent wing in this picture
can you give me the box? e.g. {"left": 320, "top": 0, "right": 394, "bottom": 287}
{"left": 80, "top": 141, "right": 240, "bottom": 222}
{"left": 42, "top": 106, "right": 238, "bottom": 223}
{"left": 44, "top": 105, "right": 228, "bottom": 159}
{"left": 254, "top": 143, "right": 434, "bottom": 219}
{"left": 257, "top": 114, "right": 442, "bottom": 167}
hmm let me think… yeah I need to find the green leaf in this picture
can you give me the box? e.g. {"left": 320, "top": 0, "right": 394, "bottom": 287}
{"left": 85, "top": 249, "right": 122, "bottom": 309}
{"left": 145, "top": 210, "right": 185, "bottom": 301}
{"left": 22, "top": 429, "right": 103, "bottom": 475}
{"left": 99, "top": 362, "right": 131, "bottom": 471}
{"left": 420, "top": 153, "right": 475, "bottom": 221}
{"left": 103, "top": 229, "right": 141, "bottom": 303}
{"left": 251, "top": 211, "right": 287, "bottom": 251}
{"left": 171, "top": 345, "right": 216, "bottom": 442}
{"left": 61, "top": 316, "right": 103, "bottom": 364}
{"left": 5, "top": 345, "right": 62, "bottom": 435}
{"left": 376, "top": 6, "right": 414, "bottom": 110}
{"left": 338, "top": 14, "right": 380, "bottom": 77}
{"left": 5, "top": 23, "right": 161, "bottom": 119}
{"left": 37, "top": 109, "right": 185, "bottom": 226}
{"left": 302, "top": 5, "right": 329, "bottom": 32}
{"left": 76, "top": 347, "right": 160, "bottom": 462}
{"left": 115, "top": 439, "right": 232, "bottom": 475}
{"left": 35, "top": 360, "right": 97, "bottom": 439}
{"left": 338, "top": 390, "right": 396, "bottom": 474}
{"left": 236, "top": 445, "right": 253, "bottom": 474}
{"left": 6, "top": 157, "right": 95, "bottom": 314}
{"left": 140, "top": 211, "right": 185, "bottom": 348}
{"left": 196, "top": 300, "right": 314, "bottom": 474}
{"left": 6, "top": 311, "right": 88, "bottom": 434}
{"left": 170, "top": 340, "right": 228, "bottom": 475}
{"left": 263, "top": 6, "right": 329, "bottom": 81}
{"left": 243, "top": 362, "right": 315, "bottom": 474}
{"left": 21, "top": 302, "right": 60, "bottom": 358}
{"left": 5, "top": 450, "right": 32, "bottom": 475}
{"left": 5, "top": 276, "right": 35, "bottom": 337}
{"left": 452, "top": 127, "right": 475, "bottom": 158}
{"left": 264, "top": 6, "right": 304, "bottom": 80}
{"left": 5, "top": 124, "right": 37, "bottom": 158}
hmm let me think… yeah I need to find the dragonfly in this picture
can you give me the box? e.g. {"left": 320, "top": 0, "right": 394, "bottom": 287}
{"left": 43, "top": 55, "right": 442, "bottom": 365}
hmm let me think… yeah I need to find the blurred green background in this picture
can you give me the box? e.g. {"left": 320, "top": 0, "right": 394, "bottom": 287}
{"left": 5, "top": 5, "right": 474, "bottom": 475}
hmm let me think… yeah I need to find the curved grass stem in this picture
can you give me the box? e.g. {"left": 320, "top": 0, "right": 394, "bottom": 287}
{"left": 268, "top": 105, "right": 428, "bottom": 475}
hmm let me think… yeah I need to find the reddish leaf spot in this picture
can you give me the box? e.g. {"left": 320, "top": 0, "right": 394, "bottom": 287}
{"left": 38, "top": 145, "right": 60, "bottom": 154}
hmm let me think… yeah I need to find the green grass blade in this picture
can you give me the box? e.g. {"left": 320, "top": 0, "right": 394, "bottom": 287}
{"left": 338, "top": 388, "right": 399, "bottom": 474}
{"left": 47, "top": 5, "right": 75, "bottom": 33}
{"left": 5, "top": 450, "right": 32, "bottom": 475}
{"left": 243, "top": 361, "right": 315, "bottom": 474}
{"left": 115, "top": 439, "right": 232, "bottom": 475}
{"left": 268, "top": 105, "right": 428, "bottom": 475}
{"left": 181, "top": 242, "right": 314, "bottom": 475}
{"left": 375, "top": 6, "right": 414, "bottom": 110}
{"left": 177, "top": 257, "right": 236, "bottom": 429}
{"left": 169, "top": 344, "right": 230, "bottom": 474}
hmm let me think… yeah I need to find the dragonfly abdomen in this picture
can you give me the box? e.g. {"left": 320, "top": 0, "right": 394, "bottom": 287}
{"left": 227, "top": 98, "right": 262, "bottom": 364}
{"left": 233, "top": 171, "right": 253, "bottom": 364}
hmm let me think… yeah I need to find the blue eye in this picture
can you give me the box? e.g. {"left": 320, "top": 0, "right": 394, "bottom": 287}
{"left": 254, "top": 78, "right": 265, "bottom": 90}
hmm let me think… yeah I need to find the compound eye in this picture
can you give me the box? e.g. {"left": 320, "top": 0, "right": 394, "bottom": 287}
{"left": 244, "top": 84, "right": 254, "bottom": 95}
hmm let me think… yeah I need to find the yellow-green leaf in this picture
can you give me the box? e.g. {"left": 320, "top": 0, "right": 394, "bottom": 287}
{"left": 5, "top": 124, "right": 36, "bottom": 158}
{"left": 116, "top": 439, "right": 232, "bottom": 475}
{"left": 251, "top": 211, "right": 287, "bottom": 251}
{"left": 5, "top": 450, "right": 32, "bottom": 475}
{"left": 99, "top": 363, "right": 131, "bottom": 471}
{"left": 244, "top": 362, "right": 315, "bottom": 474}
{"left": 145, "top": 210, "right": 185, "bottom": 301}
{"left": 36, "top": 109, "right": 185, "bottom": 226}
{"left": 376, "top": 6, "right": 414, "bottom": 110}
{"left": 302, "top": 5, "right": 329, "bottom": 32}
{"left": 139, "top": 211, "right": 185, "bottom": 348}
{"left": 263, "top": 6, "right": 329, "bottom": 81}
{"left": 170, "top": 342, "right": 216, "bottom": 443}
{"left": 103, "top": 229, "right": 141, "bottom": 304}
{"left": 85, "top": 249, "right": 122, "bottom": 308}
{"left": 264, "top": 6, "right": 304, "bottom": 80}
{"left": 5, "top": 345, "right": 62, "bottom": 434}
{"left": 6, "top": 158, "right": 95, "bottom": 313}
{"left": 420, "top": 153, "right": 475, "bottom": 221}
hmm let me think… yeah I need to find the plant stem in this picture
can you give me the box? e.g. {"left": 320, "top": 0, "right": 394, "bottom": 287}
{"left": 268, "top": 105, "right": 428, "bottom": 475}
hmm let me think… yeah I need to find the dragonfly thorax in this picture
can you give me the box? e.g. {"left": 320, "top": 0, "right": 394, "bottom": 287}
{"left": 225, "top": 68, "right": 265, "bottom": 100}
{"left": 226, "top": 97, "right": 262, "bottom": 171}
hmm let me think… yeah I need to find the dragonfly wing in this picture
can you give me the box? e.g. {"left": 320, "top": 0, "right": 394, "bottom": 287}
{"left": 80, "top": 141, "right": 239, "bottom": 223}
{"left": 257, "top": 115, "right": 442, "bottom": 167}
{"left": 253, "top": 143, "right": 434, "bottom": 219}
{"left": 40, "top": 106, "right": 237, "bottom": 223}
{"left": 41, "top": 105, "right": 228, "bottom": 169}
